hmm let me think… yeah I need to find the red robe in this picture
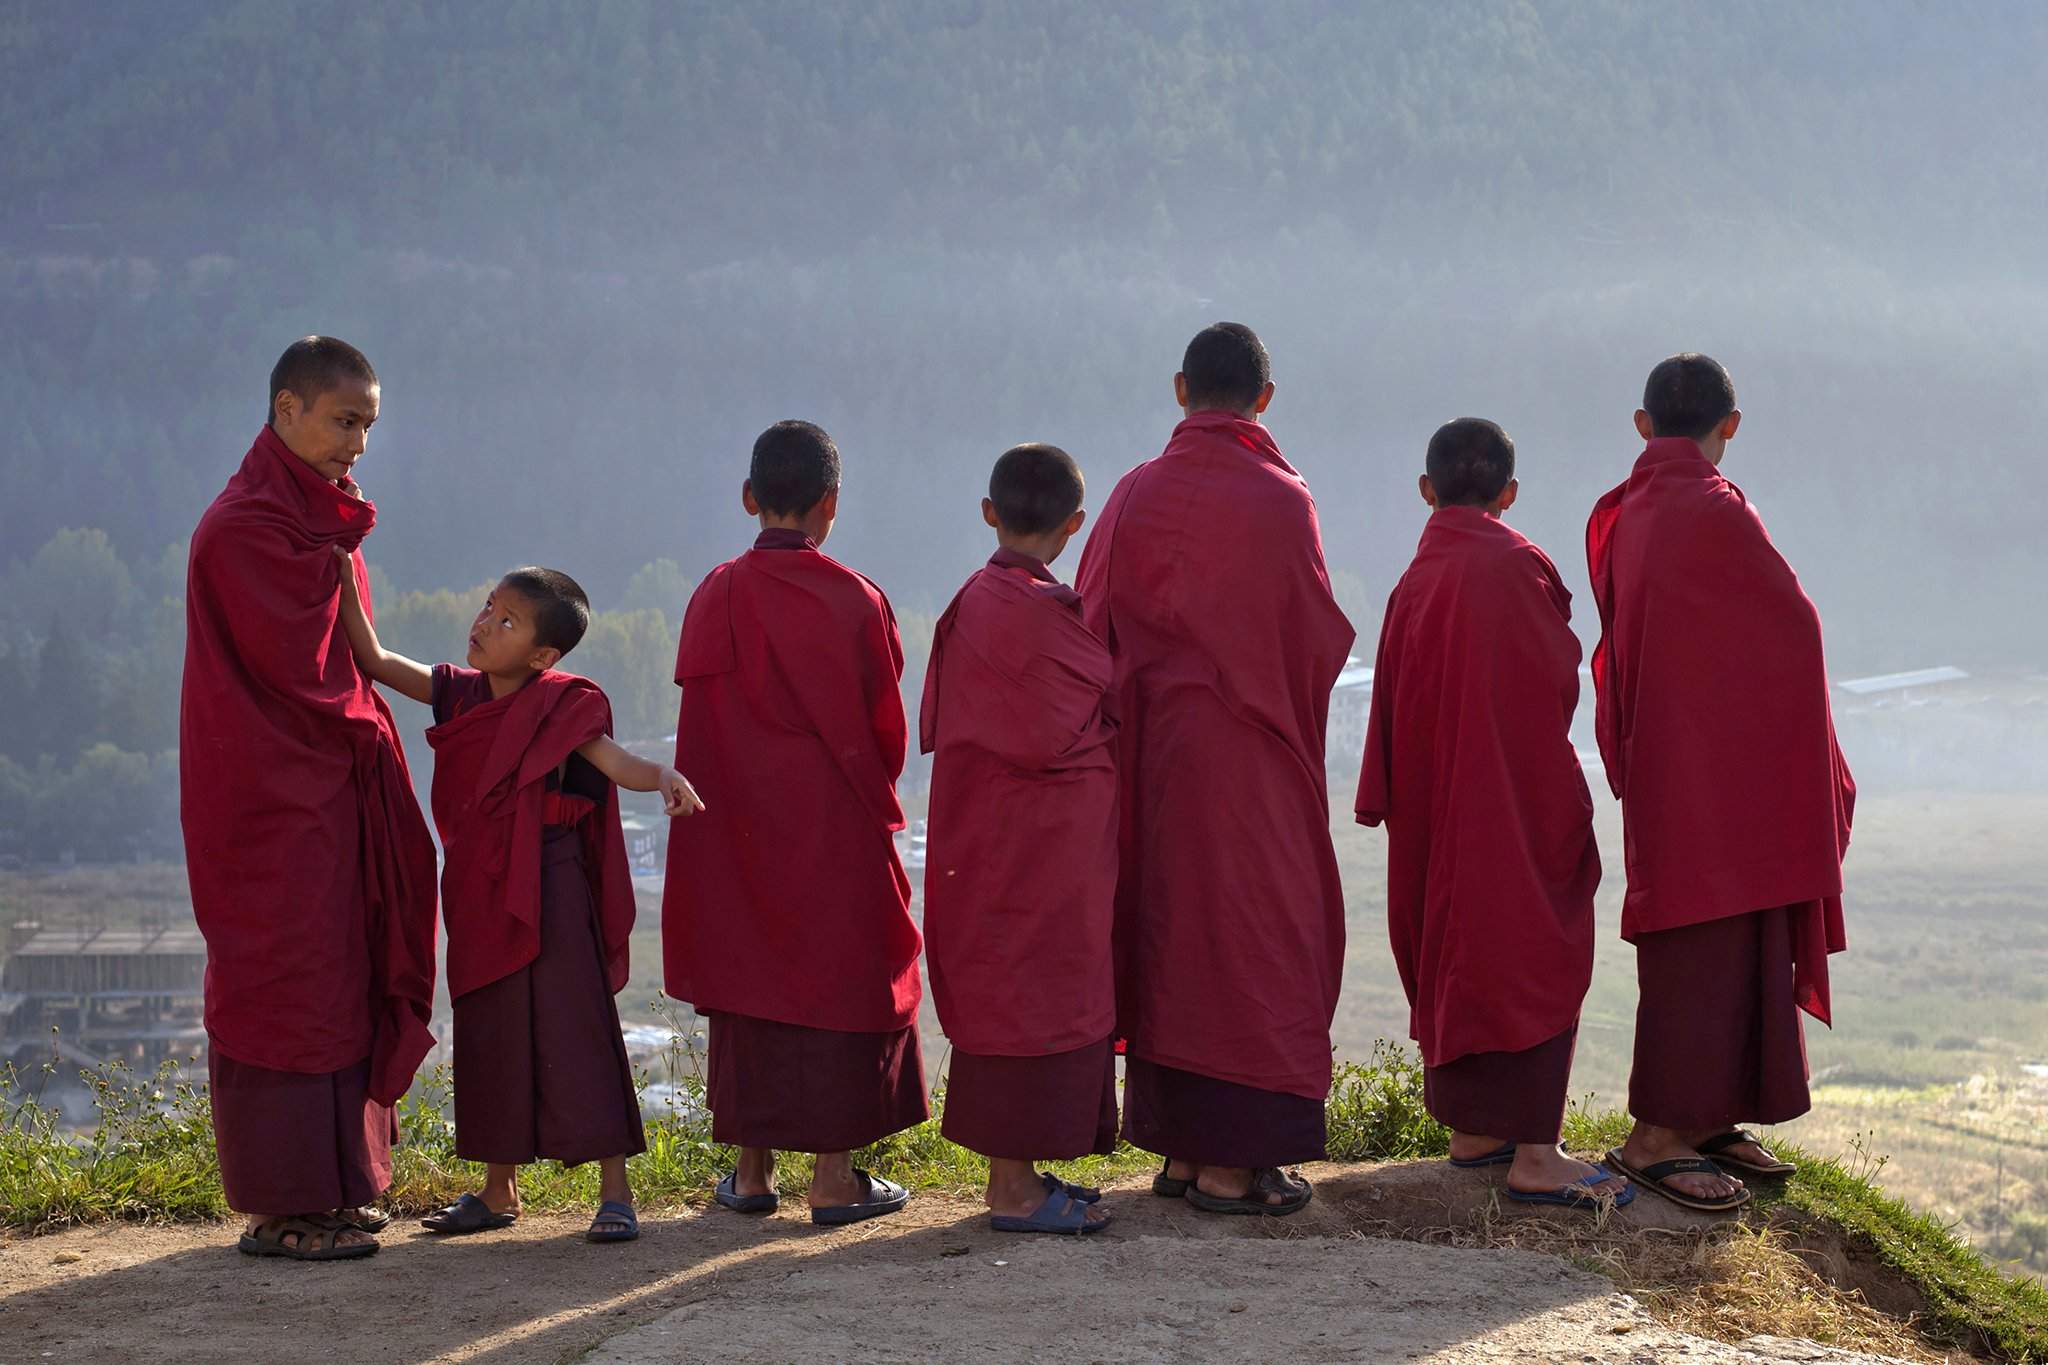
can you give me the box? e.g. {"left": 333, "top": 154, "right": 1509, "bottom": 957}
{"left": 1075, "top": 412, "right": 1355, "bottom": 1100}
{"left": 1587, "top": 437, "right": 1854, "bottom": 1021}
{"left": 919, "top": 548, "right": 1118, "bottom": 1056}
{"left": 181, "top": 426, "right": 438, "bottom": 1104}
{"left": 427, "top": 670, "right": 636, "bottom": 1001}
{"left": 662, "top": 529, "right": 921, "bottom": 1032}
{"left": 1354, "top": 508, "right": 1600, "bottom": 1066}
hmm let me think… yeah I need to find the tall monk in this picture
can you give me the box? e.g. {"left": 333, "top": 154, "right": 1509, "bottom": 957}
{"left": 1355, "top": 419, "right": 1627, "bottom": 1210}
{"left": 181, "top": 337, "right": 439, "bottom": 1261}
{"left": 921, "top": 443, "right": 1118, "bottom": 1235}
{"left": 1075, "top": 323, "right": 1354, "bottom": 1216}
{"left": 1591, "top": 354, "right": 1854, "bottom": 1211}
{"left": 664, "top": 419, "right": 926, "bottom": 1225}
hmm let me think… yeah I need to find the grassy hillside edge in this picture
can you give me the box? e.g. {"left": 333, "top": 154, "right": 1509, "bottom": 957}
{"left": 5, "top": 1044, "right": 2044, "bottom": 1360}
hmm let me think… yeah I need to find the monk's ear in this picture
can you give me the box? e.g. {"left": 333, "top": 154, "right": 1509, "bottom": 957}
{"left": 1063, "top": 506, "right": 1087, "bottom": 536}
{"left": 1494, "top": 478, "right": 1520, "bottom": 515}
{"left": 1720, "top": 409, "right": 1742, "bottom": 440}
{"left": 1633, "top": 409, "right": 1655, "bottom": 441}
{"left": 817, "top": 487, "right": 840, "bottom": 523}
{"left": 1252, "top": 380, "right": 1275, "bottom": 416}
{"left": 530, "top": 645, "right": 562, "bottom": 673}
{"left": 741, "top": 479, "right": 761, "bottom": 517}
{"left": 1173, "top": 371, "right": 1190, "bottom": 410}
{"left": 981, "top": 497, "right": 1000, "bottom": 530}
{"left": 1417, "top": 474, "right": 1438, "bottom": 508}
{"left": 272, "top": 388, "right": 298, "bottom": 428}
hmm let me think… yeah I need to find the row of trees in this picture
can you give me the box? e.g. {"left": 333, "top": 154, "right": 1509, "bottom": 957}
{"left": 0, "top": 527, "right": 939, "bottom": 864}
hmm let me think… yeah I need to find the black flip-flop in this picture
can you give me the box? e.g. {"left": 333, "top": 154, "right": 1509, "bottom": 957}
{"left": 811, "top": 1170, "right": 910, "bottom": 1226}
{"left": 1603, "top": 1150, "right": 1752, "bottom": 1212}
{"left": 1151, "top": 1157, "right": 1190, "bottom": 1198}
{"left": 420, "top": 1193, "right": 519, "bottom": 1235}
{"left": 1184, "top": 1167, "right": 1312, "bottom": 1217}
{"left": 714, "top": 1170, "right": 780, "bottom": 1214}
{"left": 586, "top": 1200, "right": 639, "bottom": 1244}
{"left": 1697, "top": 1130, "right": 1796, "bottom": 1178}
{"left": 1447, "top": 1141, "right": 1517, "bottom": 1169}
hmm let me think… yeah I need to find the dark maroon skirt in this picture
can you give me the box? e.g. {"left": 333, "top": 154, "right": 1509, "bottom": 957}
{"left": 1424, "top": 1024, "right": 1578, "bottom": 1145}
{"left": 1629, "top": 905, "right": 1812, "bottom": 1129}
{"left": 1121, "top": 1056, "right": 1326, "bottom": 1168}
{"left": 209, "top": 1050, "right": 395, "bottom": 1216}
{"left": 452, "top": 828, "right": 646, "bottom": 1166}
{"left": 705, "top": 1010, "right": 928, "bottom": 1153}
{"left": 941, "top": 1037, "right": 1119, "bottom": 1161}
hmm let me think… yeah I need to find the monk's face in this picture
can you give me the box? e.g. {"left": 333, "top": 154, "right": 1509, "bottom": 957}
{"left": 273, "top": 379, "right": 379, "bottom": 485}
{"left": 466, "top": 582, "right": 558, "bottom": 678}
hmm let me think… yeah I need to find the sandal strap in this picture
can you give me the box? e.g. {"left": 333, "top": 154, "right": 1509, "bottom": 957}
{"left": 1696, "top": 1130, "right": 1759, "bottom": 1155}
{"left": 1635, "top": 1156, "right": 1722, "bottom": 1182}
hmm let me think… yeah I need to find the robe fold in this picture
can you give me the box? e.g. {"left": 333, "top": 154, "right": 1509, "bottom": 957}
{"left": 942, "top": 1039, "right": 1120, "bottom": 1161}
{"left": 661, "top": 528, "right": 921, "bottom": 1033}
{"left": 182, "top": 426, "right": 437, "bottom": 1109}
{"left": 1586, "top": 438, "right": 1853, "bottom": 1024}
{"left": 426, "top": 666, "right": 635, "bottom": 1000}
{"left": 1355, "top": 507, "right": 1600, "bottom": 1071}
{"left": 1075, "top": 411, "right": 1354, "bottom": 1102}
{"left": 919, "top": 548, "right": 1119, "bottom": 1058}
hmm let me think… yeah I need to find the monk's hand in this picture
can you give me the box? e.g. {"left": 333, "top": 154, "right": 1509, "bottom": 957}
{"left": 659, "top": 768, "right": 705, "bottom": 817}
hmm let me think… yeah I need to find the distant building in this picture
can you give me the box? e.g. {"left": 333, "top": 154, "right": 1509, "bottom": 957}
{"left": 1325, "top": 656, "right": 1375, "bottom": 773}
{"left": 0, "top": 921, "right": 206, "bottom": 1074}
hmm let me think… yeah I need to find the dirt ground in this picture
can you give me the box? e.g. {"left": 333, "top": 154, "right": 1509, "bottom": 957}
{"left": 0, "top": 1162, "right": 1922, "bottom": 1365}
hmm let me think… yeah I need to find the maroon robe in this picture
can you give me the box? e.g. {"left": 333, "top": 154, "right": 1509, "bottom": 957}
{"left": 1355, "top": 508, "right": 1599, "bottom": 1143}
{"left": 427, "top": 666, "right": 644, "bottom": 1165}
{"left": 1076, "top": 411, "right": 1354, "bottom": 1163}
{"left": 664, "top": 528, "right": 926, "bottom": 1149}
{"left": 919, "top": 547, "right": 1120, "bottom": 1158}
{"left": 1587, "top": 438, "right": 1854, "bottom": 1127}
{"left": 183, "top": 426, "right": 437, "bottom": 1213}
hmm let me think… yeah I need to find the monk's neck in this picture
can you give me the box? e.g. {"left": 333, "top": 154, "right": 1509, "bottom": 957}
{"left": 994, "top": 532, "right": 1064, "bottom": 566}
{"left": 485, "top": 669, "right": 539, "bottom": 701}
{"left": 757, "top": 513, "right": 830, "bottom": 544}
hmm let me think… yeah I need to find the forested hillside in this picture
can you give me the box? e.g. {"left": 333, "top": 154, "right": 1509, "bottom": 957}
{"left": 3, "top": 1, "right": 2045, "bottom": 855}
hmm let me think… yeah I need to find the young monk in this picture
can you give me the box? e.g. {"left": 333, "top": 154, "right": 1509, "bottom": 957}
{"left": 1075, "top": 323, "right": 1354, "bottom": 1216}
{"left": 336, "top": 560, "right": 701, "bottom": 1244}
{"left": 921, "top": 444, "right": 1118, "bottom": 1235}
{"left": 183, "top": 336, "right": 437, "bottom": 1262}
{"left": 1589, "top": 354, "right": 1854, "bottom": 1211}
{"left": 664, "top": 419, "right": 927, "bottom": 1225}
{"left": 1355, "top": 419, "right": 1628, "bottom": 1210}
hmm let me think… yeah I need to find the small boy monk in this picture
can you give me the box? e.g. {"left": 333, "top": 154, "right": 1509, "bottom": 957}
{"left": 920, "top": 444, "right": 1118, "bottom": 1235}
{"left": 1589, "top": 354, "right": 1853, "bottom": 1211}
{"left": 663, "top": 419, "right": 927, "bottom": 1225}
{"left": 336, "top": 558, "right": 700, "bottom": 1243}
{"left": 1355, "top": 419, "right": 1627, "bottom": 1210}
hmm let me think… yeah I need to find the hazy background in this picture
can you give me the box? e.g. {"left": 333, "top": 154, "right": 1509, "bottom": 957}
{"left": 3, "top": 0, "right": 2045, "bottom": 1271}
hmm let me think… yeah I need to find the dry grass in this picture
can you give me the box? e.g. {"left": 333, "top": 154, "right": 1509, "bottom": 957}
{"left": 1397, "top": 1193, "right": 1958, "bottom": 1363}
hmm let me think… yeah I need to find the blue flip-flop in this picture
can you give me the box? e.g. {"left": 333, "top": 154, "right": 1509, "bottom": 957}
{"left": 1041, "top": 1171, "right": 1102, "bottom": 1204}
{"left": 714, "top": 1170, "right": 780, "bottom": 1214}
{"left": 586, "top": 1200, "right": 639, "bottom": 1243}
{"left": 811, "top": 1170, "right": 910, "bottom": 1226}
{"left": 1506, "top": 1172, "right": 1636, "bottom": 1210}
{"left": 1447, "top": 1142, "right": 1517, "bottom": 1169}
{"left": 992, "top": 1186, "right": 1113, "bottom": 1235}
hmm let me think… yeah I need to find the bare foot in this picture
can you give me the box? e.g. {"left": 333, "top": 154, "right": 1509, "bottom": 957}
{"left": 1447, "top": 1131, "right": 1512, "bottom": 1163}
{"left": 1504, "top": 1144, "right": 1626, "bottom": 1197}
{"left": 1616, "top": 1122, "right": 1744, "bottom": 1202}
{"left": 732, "top": 1146, "right": 778, "bottom": 1199}
{"left": 807, "top": 1152, "right": 864, "bottom": 1209}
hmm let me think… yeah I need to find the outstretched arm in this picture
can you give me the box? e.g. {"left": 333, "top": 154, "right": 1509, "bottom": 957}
{"left": 332, "top": 547, "right": 435, "bottom": 704}
{"left": 575, "top": 735, "right": 705, "bottom": 817}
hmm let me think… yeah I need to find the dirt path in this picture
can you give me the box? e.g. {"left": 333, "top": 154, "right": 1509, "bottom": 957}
{"left": 0, "top": 1165, "right": 1916, "bottom": 1364}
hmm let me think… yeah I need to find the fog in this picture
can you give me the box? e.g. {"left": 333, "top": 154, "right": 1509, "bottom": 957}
{"left": 3, "top": 1, "right": 2045, "bottom": 844}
